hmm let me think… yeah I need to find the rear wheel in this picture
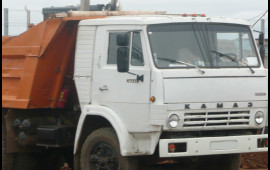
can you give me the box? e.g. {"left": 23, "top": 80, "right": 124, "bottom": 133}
{"left": 2, "top": 109, "right": 15, "bottom": 170}
{"left": 80, "top": 128, "right": 138, "bottom": 170}
{"left": 2, "top": 109, "right": 8, "bottom": 170}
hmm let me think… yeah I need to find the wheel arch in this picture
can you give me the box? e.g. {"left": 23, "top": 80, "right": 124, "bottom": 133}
{"left": 74, "top": 105, "right": 134, "bottom": 157}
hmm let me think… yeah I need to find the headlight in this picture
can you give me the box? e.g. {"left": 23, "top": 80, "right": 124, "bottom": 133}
{"left": 168, "top": 114, "right": 179, "bottom": 128}
{"left": 255, "top": 111, "right": 265, "bottom": 125}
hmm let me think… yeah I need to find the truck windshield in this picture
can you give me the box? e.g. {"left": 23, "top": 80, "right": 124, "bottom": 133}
{"left": 147, "top": 23, "right": 260, "bottom": 69}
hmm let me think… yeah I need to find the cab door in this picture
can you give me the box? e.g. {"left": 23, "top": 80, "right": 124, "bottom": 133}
{"left": 92, "top": 26, "right": 151, "bottom": 132}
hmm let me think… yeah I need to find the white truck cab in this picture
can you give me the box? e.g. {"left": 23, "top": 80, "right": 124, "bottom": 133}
{"left": 73, "top": 14, "right": 268, "bottom": 169}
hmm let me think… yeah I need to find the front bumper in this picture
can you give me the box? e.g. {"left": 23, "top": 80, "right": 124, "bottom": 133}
{"left": 159, "top": 134, "right": 268, "bottom": 157}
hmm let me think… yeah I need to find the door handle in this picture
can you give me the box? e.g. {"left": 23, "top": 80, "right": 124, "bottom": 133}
{"left": 99, "top": 85, "right": 108, "bottom": 91}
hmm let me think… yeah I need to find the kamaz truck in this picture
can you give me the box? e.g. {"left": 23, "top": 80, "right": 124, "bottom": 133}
{"left": 2, "top": 11, "right": 268, "bottom": 170}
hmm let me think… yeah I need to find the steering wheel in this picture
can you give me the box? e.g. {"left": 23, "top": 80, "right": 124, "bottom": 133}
{"left": 131, "top": 53, "right": 144, "bottom": 66}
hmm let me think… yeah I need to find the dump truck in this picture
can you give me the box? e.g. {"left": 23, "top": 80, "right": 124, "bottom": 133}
{"left": 2, "top": 11, "right": 268, "bottom": 170}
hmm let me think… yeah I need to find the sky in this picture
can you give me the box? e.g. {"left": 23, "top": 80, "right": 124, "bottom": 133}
{"left": 2, "top": 0, "right": 268, "bottom": 37}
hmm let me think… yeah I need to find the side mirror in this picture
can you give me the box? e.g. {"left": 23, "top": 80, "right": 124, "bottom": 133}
{"left": 260, "top": 46, "right": 265, "bottom": 64}
{"left": 259, "top": 33, "right": 265, "bottom": 46}
{"left": 258, "top": 33, "right": 265, "bottom": 65}
{"left": 117, "top": 47, "right": 129, "bottom": 72}
{"left": 117, "top": 33, "right": 130, "bottom": 46}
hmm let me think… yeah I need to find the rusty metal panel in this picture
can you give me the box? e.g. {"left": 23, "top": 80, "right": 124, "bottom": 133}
{"left": 2, "top": 19, "right": 64, "bottom": 109}
{"left": 2, "top": 16, "right": 106, "bottom": 109}
{"left": 29, "top": 21, "right": 80, "bottom": 108}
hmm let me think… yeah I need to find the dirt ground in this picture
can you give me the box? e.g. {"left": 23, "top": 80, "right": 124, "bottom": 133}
{"left": 142, "top": 153, "right": 269, "bottom": 170}
{"left": 241, "top": 152, "right": 268, "bottom": 169}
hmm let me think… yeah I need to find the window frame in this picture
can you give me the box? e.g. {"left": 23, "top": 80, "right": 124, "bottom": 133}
{"left": 130, "top": 31, "right": 145, "bottom": 67}
{"left": 107, "top": 31, "right": 131, "bottom": 65}
{"left": 107, "top": 31, "right": 145, "bottom": 67}
{"left": 147, "top": 23, "right": 262, "bottom": 70}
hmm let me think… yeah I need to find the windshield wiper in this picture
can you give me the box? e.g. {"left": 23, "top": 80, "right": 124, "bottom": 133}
{"left": 211, "top": 50, "right": 255, "bottom": 74}
{"left": 157, "top": 58, "right": 205, "bottom": 74}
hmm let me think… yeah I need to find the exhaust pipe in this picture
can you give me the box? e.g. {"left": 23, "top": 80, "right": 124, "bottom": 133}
{"left": 80, "top": 0, "right": 90, "bottom": 11}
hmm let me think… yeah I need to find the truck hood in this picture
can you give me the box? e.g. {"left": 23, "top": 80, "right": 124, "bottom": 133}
{"left": 162, "top": 69, "right": 268, "bottom": 104}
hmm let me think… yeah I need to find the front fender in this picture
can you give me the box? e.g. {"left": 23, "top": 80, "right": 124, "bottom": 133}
{"left": 74, "top": 105, "right": 136, "bottom": 156}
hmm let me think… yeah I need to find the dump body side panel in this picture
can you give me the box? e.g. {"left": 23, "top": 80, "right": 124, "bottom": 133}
{"left": 2, "top": 19, "right": 67, "bottom": 109}
{"left": 29, "top": 21, "right": 80, "bottom": 108}
{"left": 2, "top": 16, "right": 105, "bottom": 109}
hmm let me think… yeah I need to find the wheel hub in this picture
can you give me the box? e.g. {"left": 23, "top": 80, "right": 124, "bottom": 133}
{"left": 89, "top": 143, "right": 118, "bottom": 170}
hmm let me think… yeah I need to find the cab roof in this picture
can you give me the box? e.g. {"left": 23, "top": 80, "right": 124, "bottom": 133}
{"left": 79, "top": 15, "right": 250, "bottom": 27}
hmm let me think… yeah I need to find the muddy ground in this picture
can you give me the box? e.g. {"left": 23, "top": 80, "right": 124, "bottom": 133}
{"left": 4, "top": 151, "right": 268, "bottom": 170}
{"left": 142, "top": 153, "right": 268, "bottom": 170}
{"left": 241, "top": 152, "right": 268, "bottom": 169}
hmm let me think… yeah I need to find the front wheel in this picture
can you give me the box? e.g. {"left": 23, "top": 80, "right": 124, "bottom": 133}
{"left": 80, "top": 128, "right": 138, "bottom": 170}
{"left": 220, "top": 154, "right": 241, "bottom": 170}
{"left": 199, "top": 154, "right": 241, "bottom": 170}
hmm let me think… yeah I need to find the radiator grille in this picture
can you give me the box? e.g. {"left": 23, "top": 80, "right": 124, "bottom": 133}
{"left": 184, "top": 111, "right": 250, "bottom": 127}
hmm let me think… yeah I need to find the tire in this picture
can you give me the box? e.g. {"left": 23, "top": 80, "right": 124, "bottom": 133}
{"left": 199, "top": 154, "right": 241, "bottom": 170}
{"left": 2, "top": 109, "right": 15, "bottom": 170}
{"left": 2, "top": 109, "right": 38, "bottom": 170}
{"left": 220, "top": 154, "right": 241, "bottom": 170}
{"left": 80, "top": 128, "right": 138, "bottom": 170}
{"left": 13, "top": 153, "right": 38, "bottom": 170}
{"left": 2, "top": 109, "right": 8, "bottom": 170}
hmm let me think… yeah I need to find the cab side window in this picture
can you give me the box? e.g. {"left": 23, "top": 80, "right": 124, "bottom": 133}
{"left": 108, "top": 32, "right": 130, "bottom": 64}
{"left": 107, "top": 32, "right": 144, "bottom": 66}
{"left": 131, "top": 32, "right": 144, "bottom": 66}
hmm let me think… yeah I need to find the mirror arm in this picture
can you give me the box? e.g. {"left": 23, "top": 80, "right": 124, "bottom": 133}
{"left": 126, "top": 72, "right": 144, "bottom": 82}
{"left": 253, "top": 30, "right": 263, "bottom": 34}
{"left": 127, "top": 72, "right": 137, "bottom": 76}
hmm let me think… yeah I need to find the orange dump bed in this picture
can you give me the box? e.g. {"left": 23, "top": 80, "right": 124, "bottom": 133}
{"left": 2, "top": 16, "right": 104, "bottom": 109}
